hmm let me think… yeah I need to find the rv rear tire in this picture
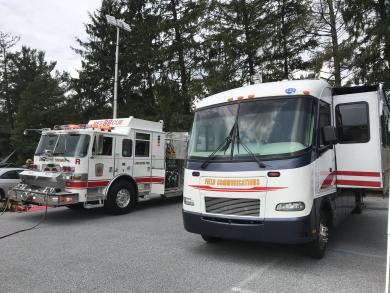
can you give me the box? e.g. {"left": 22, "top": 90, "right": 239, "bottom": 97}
{"left": 352, "top": 192, "right": 363, "bottom": 214}
{"left": 105, "top": 180, "right": 136, "bottom": 215}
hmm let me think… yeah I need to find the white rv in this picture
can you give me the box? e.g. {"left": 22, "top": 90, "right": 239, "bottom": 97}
{"left": 182, "top": 79, "right": 389, "bottom": 258}
{"left": 9, "top": 117, "right": 188, "bottom": 214}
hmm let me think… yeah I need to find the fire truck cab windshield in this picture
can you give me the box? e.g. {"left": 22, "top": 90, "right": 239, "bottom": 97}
{"left": 35, "top": 133, "right": 91, "bottom": 157}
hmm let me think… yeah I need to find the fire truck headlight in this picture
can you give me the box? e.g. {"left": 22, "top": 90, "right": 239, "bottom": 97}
{"left": 183, "top": 197, "right": 194, "bottom": 206}
{"left": 276, "top": 202, "right": 305, "bottom": 211}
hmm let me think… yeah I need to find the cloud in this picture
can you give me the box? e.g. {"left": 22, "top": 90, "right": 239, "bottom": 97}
{"left": 0, "top": 0, "right": 101, "bottom": 77}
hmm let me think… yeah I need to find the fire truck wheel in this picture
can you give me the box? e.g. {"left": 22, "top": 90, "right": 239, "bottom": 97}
{"left": 105, "top": 180, "right": 136, "bottom": 215}
{"left": 306, "top": 211, "right": 329, "bottom": 259}
{"left": 201, "top": 235, "right": 221, "bottom": 243}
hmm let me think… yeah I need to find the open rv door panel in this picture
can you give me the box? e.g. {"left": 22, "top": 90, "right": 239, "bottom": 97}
{"left": 333, "top": 86, "right": 383, "bottom": 189}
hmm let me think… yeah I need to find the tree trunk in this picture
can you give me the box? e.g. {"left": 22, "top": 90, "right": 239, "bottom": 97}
{"left": 281, "top": 0, "right": 289, "bottom": 79}
{"left": 241, "top": 0, "right": 255, "bottom": 84}
{"left": 327, "top": 0, "right": 342, "bottom": 86}
{"left": 2, "top": 48, "right": 12, "bottom": 128}
{"left": 377, "top": 0, "right": 390, "bottom": 67}
{"left": 170, "top": 0, "right": 189, "bottom": 114}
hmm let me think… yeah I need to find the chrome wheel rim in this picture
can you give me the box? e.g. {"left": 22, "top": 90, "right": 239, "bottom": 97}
{"left": 319, "top": 221, "right": 328, "bottom": 247}
{"left": 116, "top": 188, "right": 131, "bottom": 208}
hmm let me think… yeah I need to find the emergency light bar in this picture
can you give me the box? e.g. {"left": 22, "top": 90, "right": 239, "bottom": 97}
{"left": 52, "top": 124, "right": 112, "bottom": 131}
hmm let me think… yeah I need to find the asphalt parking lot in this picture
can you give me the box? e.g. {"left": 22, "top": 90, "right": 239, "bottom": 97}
{"left": 0, "top": 195, "right": 387, "bottom": 293}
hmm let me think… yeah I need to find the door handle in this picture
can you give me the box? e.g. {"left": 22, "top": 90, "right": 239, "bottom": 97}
{"left": 109, "top": 167, "right": 113, "bottom": 173}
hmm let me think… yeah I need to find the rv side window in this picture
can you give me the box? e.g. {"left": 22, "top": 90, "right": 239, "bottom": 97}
{"left": 319, "top": 101, "right": 331, "bottom": 146}
{"left": 135, "top": 133, "right": 150, "bottom": 157}
{"left": 122, "top": 139, "right": 132, "bottom": 157}
{"left": 336, "top": 102, "right": 369, "bottom": 143}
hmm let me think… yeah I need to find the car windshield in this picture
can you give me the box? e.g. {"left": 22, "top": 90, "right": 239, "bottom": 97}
{"left": 35, "top": 134, "right": 90, "bottom": 157}
{"left": 188, "top": 97, "right": 315, "bottom": 159}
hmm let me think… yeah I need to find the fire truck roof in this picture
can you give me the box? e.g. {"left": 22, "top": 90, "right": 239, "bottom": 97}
{"left": 195, "top": 79, "right": 330, "bottom": 110}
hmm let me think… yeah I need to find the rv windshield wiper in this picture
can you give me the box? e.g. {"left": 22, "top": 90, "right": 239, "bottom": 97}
{"left": 235, "top": 123, "right": 267, "bottom": 168}
{"left": 200, "top": 123, "right": 236, "bottom": 169}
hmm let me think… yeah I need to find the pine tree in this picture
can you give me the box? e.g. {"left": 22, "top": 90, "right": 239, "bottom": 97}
{"left": 343, "top": 0, "right": 390, "bottom": 88}
{"left": 262, "top": 0, "right": 317, "bottom": 81}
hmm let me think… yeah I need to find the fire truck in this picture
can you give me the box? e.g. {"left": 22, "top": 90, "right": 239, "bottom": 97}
{"left": 182, "top": 79, "right": 389, "bottom": 258}
{"left": 9, "top": 117, "right": 188, "bottom": 214}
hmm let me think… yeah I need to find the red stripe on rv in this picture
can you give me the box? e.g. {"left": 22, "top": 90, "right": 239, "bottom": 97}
{"left": 336, "top": 171, "right": 380, "bottom": 177}
{"left": 189, "top": 185, "right": 286, "bottom": 192}
{"left": 336, "top": 179, "right": 381, "bottom": 188}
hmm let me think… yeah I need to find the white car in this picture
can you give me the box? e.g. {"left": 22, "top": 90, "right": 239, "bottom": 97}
{"left": 0, "top": 168, "right": 25, "bottom": 200}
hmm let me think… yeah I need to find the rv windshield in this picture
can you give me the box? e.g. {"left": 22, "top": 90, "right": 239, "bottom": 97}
{"left": 188, "top": 97, "right": 315, "bottom": 160}
{"left": 35, "top": 134, "right": 90, "bottom": 157}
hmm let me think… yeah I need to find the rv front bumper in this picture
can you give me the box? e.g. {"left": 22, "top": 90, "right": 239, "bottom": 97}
{"left": 183, "top": 210, "right": 316, "bottom": 244}
{"left": 9, "top": 184, "right": 79, "bottom": 206}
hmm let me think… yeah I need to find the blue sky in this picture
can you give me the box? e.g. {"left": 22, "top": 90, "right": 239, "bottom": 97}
{"left": 0, "top": 0, "right": 102, "bottom": 77}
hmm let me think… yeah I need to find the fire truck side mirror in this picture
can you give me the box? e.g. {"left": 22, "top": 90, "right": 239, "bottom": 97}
{"left": 94, "top": 135, "right": 104, "bottom": 155}
{"left": 322, "top": 126, "right": 337, "bottom": 145}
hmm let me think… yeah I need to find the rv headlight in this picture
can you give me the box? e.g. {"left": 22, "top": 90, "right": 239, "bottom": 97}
{"left": 276, "top": 202, "right": 305, "bottom": 211}
{"left": 183, "top": 197, "right": 194, "bottom": 206}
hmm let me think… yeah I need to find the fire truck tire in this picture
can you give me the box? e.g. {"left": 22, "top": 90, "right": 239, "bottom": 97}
{"left": 105, "top": 180, "right": 136, "bottom": 215}
{"left": 306, "top": 211, "right": 329, "bottom": 259}
{"left": 201, "top": 235, "right": 221, "bottom": 243}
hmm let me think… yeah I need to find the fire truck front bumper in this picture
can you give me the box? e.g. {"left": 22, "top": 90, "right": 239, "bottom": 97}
{"left": 182, "top": 210, "right": 316, "bottom": 244}
{"left": 8, "top": 184, "right": 79, "bottom": 206}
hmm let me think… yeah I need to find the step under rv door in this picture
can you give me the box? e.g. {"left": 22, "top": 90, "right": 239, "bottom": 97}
{"left": 333, "top": 88, "right": 383, "bottom": 189}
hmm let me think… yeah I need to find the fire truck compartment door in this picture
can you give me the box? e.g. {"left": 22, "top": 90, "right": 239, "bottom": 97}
{"left": 333, "top": 91, "right": 382, "bottom": 189}
{"left": 132, "top": 130, "right": 152, "bottom": 191}
{"left": 150, "top": 132, "right": 165, "bottom": 194}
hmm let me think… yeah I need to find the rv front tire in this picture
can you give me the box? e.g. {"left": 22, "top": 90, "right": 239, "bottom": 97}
{"left": 306, "top": 212, "right": 329, "bottom": 259}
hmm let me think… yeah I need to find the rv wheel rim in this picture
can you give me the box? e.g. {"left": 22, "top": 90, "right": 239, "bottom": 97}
{"left": 116, "top": 188, "right": 131, "bottom": 208}
{"left": 319, "top": 221, "right": 328, "bottom": 246}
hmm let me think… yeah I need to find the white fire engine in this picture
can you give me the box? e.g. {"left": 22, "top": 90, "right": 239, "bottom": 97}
{"left": 182, "top": 79, "right": 389, "bottom": 258}
{"left": 9, "top": 117, "right": 188, "bottom": 214}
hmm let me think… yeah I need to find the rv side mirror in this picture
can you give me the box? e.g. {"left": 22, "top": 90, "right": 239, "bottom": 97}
{"left": 322, "top": 126, "right": 337, "bottom": 144}
{"left": 94, "top": 135, "right": 104, "bottom": 155}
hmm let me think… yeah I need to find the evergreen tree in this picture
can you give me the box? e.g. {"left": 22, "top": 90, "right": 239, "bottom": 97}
{"left": 308, "top": 0, "right": 352, "bottom": 86}
{"left": 343, "top": 0, "right": 390, "bottom": 88}
{"left": 263, "top": 0, "right": 317, "bottom": 81}
{"left": 8, "top": 47, "right": 68, "bottom": 163}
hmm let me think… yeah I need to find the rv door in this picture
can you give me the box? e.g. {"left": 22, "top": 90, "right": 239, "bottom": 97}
{"left": 333, "top": 87, "right": 382, "bottom": 190}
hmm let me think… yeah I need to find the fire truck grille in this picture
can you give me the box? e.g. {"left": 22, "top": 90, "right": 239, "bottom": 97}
{"left": 205, "top": 197, "right": 260, "bottom": 217}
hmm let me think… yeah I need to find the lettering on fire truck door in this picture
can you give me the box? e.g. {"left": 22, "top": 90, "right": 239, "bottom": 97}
{"left": 132, "top": 131, "right": 152, "bottom": 190}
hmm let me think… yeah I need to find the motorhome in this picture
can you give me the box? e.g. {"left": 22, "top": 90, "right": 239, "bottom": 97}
{"left": 182, "top": 79, "right": 389, "bottom": 258}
